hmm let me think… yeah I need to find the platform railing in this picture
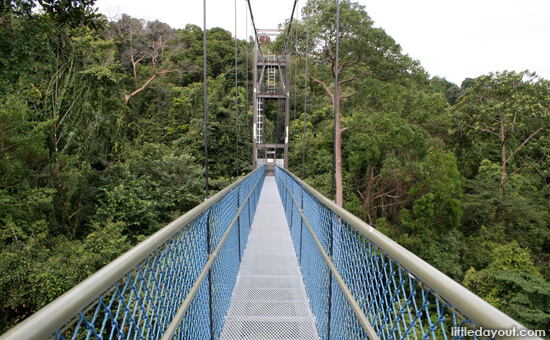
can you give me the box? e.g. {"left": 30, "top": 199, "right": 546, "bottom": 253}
{"left": 1, "top": 166, "right": 266, "bottom": 340}
{"left": 274, "top": 165, "right": 539, "bottom": 340}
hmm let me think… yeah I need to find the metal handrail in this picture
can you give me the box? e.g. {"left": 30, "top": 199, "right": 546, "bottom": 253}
{"left": 275, "top": 165, "right": 539, "bottom": 340}
{"left": 1, "top": 166, "right": 266, "bottom": 340}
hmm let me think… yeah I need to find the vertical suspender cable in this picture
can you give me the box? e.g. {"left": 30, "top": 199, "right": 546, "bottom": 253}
{"left": 328, "top": 4, "right": 340, "bottom": 336}
{"left": 202, "top": 1, "right": 213, "bottom": 338}
{"left": 291, "top": 7, "right": 299, "bottom": 171}
{"left": 293, "top": 10, "right": 299, "bottom": 170}
{"left": 292, "top": 12, "right": 300, "bottom": 169}
{"left": 289, "top": 19, "right": 293, "bottom": 170}
{"left": 332, "top": 0, "right": 340, "bottom": 201}
{"left": 235, "top": 0, "right": 239, "bottom": 177}
{"left": 302, "top": 0, "right": 310, "bottom": 180}
{"left": 203, "top": 0, "right": 209, "bottom": 199}
{"left": 246, "top": 4, "right": 250, "bottom": 169}
{"left": 276, "top": 97, "right": 281, "bottom": 146}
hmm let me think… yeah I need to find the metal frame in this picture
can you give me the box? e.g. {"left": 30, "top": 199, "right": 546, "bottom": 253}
{"left": 274, "top": 165, "right": 539, "bottom": 340}
{"left": 1, "top": 167, "right": 266, "bottom": 340}
{"left": 253, "top": 29, "right": 290, "bottom": 172}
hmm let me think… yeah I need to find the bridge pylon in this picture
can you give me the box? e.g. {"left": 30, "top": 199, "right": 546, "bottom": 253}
{"left": 253, "top": 29, "right": 290, "bottom": 175}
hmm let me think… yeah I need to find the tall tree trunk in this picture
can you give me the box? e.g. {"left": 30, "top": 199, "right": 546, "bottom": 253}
{"left": 494, "top": 120, "right": 507, "bottom": 224}
{"left": 499, "top": 120, "right": 507, "bottom": 200}
{"left": 308, "top": 72, "right": 345, "bottom": 207}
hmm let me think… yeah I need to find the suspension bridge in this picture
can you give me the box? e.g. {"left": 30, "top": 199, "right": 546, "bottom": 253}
{"left": 0, "top": 0, "right": 541, "bottom": 339}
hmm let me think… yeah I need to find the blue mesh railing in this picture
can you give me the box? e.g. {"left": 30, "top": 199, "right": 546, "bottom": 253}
{"left": 274, "top": 165, "right": 539, "bottom": 340}
{"left": 1, "top": 166, "right": 266, "bottom": 340}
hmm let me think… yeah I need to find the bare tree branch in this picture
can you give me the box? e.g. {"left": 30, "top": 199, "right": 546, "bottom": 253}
{"left": 505, "top": 127, "right": 544, "bottom": 164}
{"left": 339, "top": 71, "right": 374, "bottom": 85}
{"left": 308, "top": 73, "right": 334, "bottom": 102}
{"left": 502, "top": 163, "right": 530, "bottom": 187}
{"left": 464, "top": 120, "right": 501, "bottom": 138}
{"left": 0, "top": 142, "right": 21, "bottom": 153}
{"left": 338, "top": 60, "right": 357, "bottom": 74}
{"left": 341, "top": 92, "right": 357, "bottom": 99}
{"left": 125, "top": 73, "right": 157, "bottom": 104}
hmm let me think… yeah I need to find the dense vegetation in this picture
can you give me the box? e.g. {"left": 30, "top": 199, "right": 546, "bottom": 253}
{"left": 1, "top": 0, "right": 549, "bottom": 333}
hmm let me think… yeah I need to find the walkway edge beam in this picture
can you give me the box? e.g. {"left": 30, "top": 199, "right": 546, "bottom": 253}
{"left": 1, "top": 166, "right": 266, "bottom": 340}
{"left": 276, "top": 172, "right": 380, "bottom": 340}
{"left": 161, "top": 166, "right": 266, "bottom": 340}
{"left": 278, "top": 166, "right": 537, "bottom": 340}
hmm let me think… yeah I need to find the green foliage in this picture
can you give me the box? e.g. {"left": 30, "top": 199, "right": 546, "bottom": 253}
{"left": 0, "top": 94, "right": 52, "bottom": 244}
{"left": 94, "top": 142, "right": 203, "bottom": 240}
{"left": 0, "top": 0, "right": 105, "bottom": 29}
{"left": 294, "top": 0, "right": 420, "bottom": 79}
{"left": 464, "top": 242, "right": 550, "bottom": 331}
{"left": 395, "top": 146, "right": 464, "bottom": 279}
{"left": 175, "top": 75, "right": 252, "bottom": 180}
{"left": 0, "top": 221, "right": 130, "bottom": 331}
{"left": 0, "top": 11, "right": 230, "bottom": 332}
{"left": 403, "top": 146, "right": 463, "bottom": 233}
{"left": 453, "top": 71, "right": 550, "bottom": 187}
{"left": 430, "top": 76, "right": 462, "bottom": 105}
{"left": 453, "top": 71, "right": 550, "bottom": 278}
{"left": 344, "top": 77, "right": 453, "bottom": 227}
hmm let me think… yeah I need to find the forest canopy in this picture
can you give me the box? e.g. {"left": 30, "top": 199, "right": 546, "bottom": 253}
{"left": 1, "top": 0, "right": 549, "bottom": 333}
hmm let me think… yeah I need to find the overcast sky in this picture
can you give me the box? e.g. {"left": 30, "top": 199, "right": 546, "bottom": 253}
{"left": 95, "top": 0, "right": 550, "bottom": 85}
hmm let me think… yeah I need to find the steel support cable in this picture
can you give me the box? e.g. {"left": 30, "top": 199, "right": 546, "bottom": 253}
{"left": 291, "top": 9, "right": 299, "bottom": 170}
{"left": 278, "top": 0, "right": 299, "bottom": 61}
{"left": 161, "top": 166, "right": 266, "bottom": 340}
{"left": 203, "top": 0, "right": 209, "bottom": 198}
{"left": 245, "top": 4, "right": 250, "bottom": 168}
{"left": 275, "top": 168, "right": 380, "bottom": 340}
{"left": 235, "top": 0, "right": 239, "bottom": 177}
{"left": 332, "top": 0, "right": 340, "bottom": 201}
{"left": 245, "top": 0, "right": 265, "bottom": 62}
{"left": 302, "top": 0, "right": 310, "bottom": 180}
{"left": 277, "top": 97, "right": 281, "bottom": 145}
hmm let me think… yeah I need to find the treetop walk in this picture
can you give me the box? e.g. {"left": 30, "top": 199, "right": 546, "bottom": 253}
{"left": 0, "top": 0, "right": 544, "bottom": 339}
{"left": 1, "top": 165, "right": 537, "bottom": 339}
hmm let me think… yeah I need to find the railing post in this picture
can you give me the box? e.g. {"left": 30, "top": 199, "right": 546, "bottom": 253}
{"left": 247, "top": 184, "right": 251, "bottom": 253}
{"left": 237, "top": 187, "right": 241, "bottom": 260}
{"left": 205, "top": 208, "right": 214, "bottom": 340}
{"left": 206, "top": 210, "right": 214, "bottom": 340}
{"left": 327, "top": 210, "right": 334, "bottom": 339}
{"left": 289, "top": 178, "right": 294, "bottom": 233}
{"left": 299, "top": 183, "right": 304, "bottom": 264}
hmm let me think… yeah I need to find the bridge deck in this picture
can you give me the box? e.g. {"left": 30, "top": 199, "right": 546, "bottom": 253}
{"left": 220, "top": 177, "right": 320, "bottom": 339}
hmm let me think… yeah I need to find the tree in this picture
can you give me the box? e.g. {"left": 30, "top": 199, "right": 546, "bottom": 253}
{"left": 110, "top": 16, "right": 179, "bottom": 105}
{"left": 453, "top": 71, "right": 550, "bottom": 208}
{"left": 463, "top": 241, "right": 550, "bottom": 331}
{"left": 94, "top": 142, "right": 203, "bottom": 240}
{"left": 0, "top": 0, "right": 105, "bottom": 28}
{"left": 0, "top": 12, "right": 238, "bottom": 331}
{"left": 296, "top": 0, "right": 420, "bottom": 206}
{"left": 430, "top": 76, "right": 462, "bottom": 105}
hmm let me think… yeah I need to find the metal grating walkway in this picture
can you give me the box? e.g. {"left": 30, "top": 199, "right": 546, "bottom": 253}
{"left": 220, "top": 177, "right": 320, "bottom": 339}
